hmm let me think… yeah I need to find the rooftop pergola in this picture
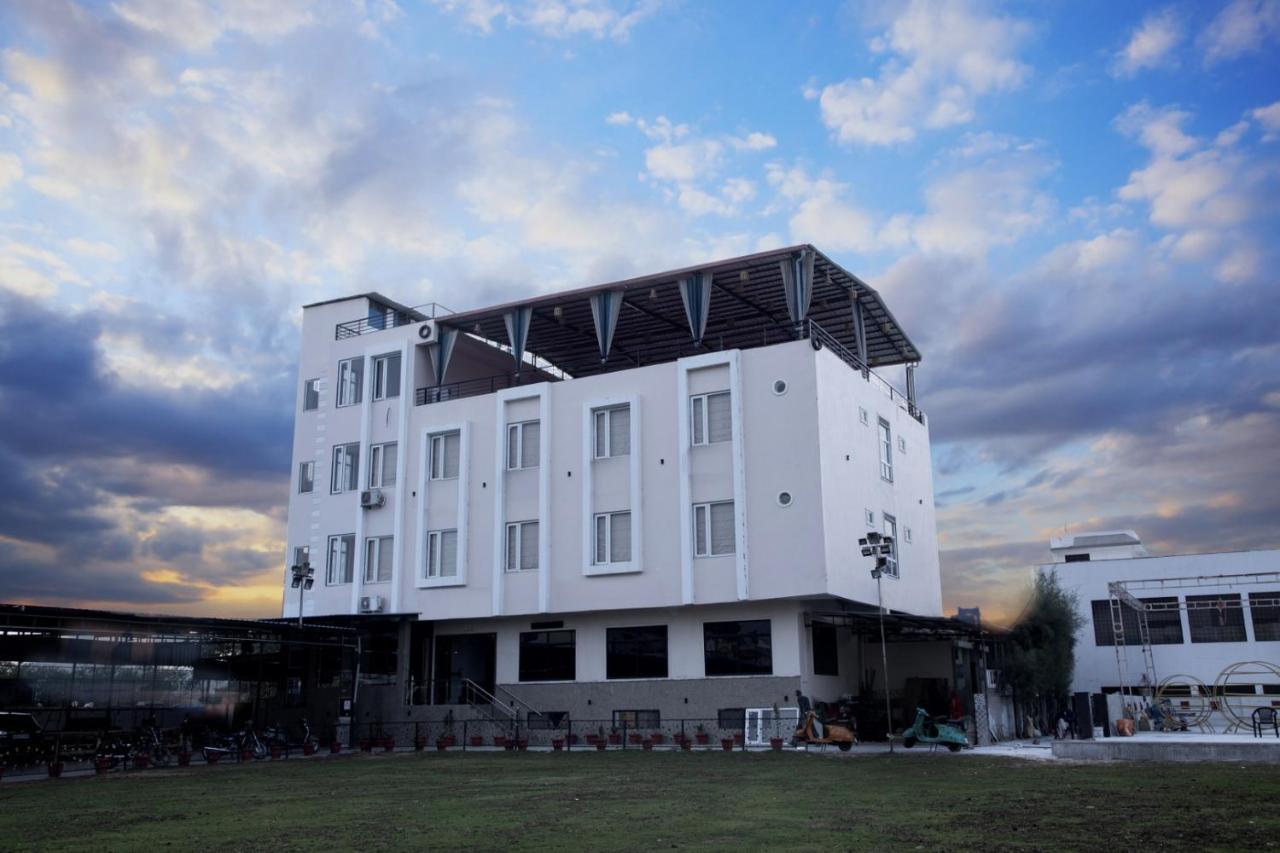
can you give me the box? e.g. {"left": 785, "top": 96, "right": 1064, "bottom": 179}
{"left": 436, "top": 245, "right": 922, "bottom": 380}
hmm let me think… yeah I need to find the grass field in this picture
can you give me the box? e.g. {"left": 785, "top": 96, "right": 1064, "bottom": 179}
{"left": 2, "top": 751, "right": 1278, "bottom": 852}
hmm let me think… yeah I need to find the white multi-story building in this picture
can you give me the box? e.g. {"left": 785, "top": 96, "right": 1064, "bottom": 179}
{"left": 282, "top": 246, "right": 952, "bottom": 723}
{"left": 1040, "top": 531, "right": 1280, "bottom": 729}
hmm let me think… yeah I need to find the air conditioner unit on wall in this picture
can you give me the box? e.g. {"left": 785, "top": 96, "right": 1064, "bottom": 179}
{"left": 359, "top": 595, "right": 384, "bottom": 613}
{"left": 360, "top": 488, "right": 384, "bottom": 509}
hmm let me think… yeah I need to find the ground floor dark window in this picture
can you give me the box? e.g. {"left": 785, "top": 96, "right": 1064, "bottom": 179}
{"left": 703, "top": 620, "right": 772, "bottom": 676}
{"left": 518, "top": 630, "right": 575, "bottom": 681}
{"left": 717, "top": 708, "right": 745, "bottom": 729}
{"left": 1090, "top": 597, "right": 1183, "bottom": 645}
{"left": 613, "top": 709, "right": 660, "bottom": 729}
{"left": 812, "top": 622, "right": 839, "bottom": 676}
{"left": 1187, "top": 594, "right": 1247, "bottom": 643}
{"left": 606, "top": 625, "right": 668, "bottom": 679}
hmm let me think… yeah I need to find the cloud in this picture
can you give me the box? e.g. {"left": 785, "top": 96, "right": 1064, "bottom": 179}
{"left": 429, "top": 0, "right": 664, "bottom": 41}
{"left": 1253, "top": 100, "right": 1280, "bottom": 141}
{"left": 814, "top": 0, "right": 1033, "bottom": 146}
{"left": 1199, "top": 0, "right": 1280, "bottom": 65}
{"left": 1112, "top": 7, "right": 1182, "bottom": 77}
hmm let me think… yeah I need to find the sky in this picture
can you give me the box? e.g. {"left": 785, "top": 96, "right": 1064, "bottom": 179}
{"left": 0, "top": 0, "right": 1277, "bottom": 625}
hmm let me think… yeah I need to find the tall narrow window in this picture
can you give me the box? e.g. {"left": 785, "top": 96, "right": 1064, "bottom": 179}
{"left": 812, "top": 622, "right": 839, "bottom": 676}
{"left": 878, "top": 418, "right": 894, "bottom": 482}
{"left": 303, "top": 379, "right": 320, "bottom": 411}
{"left": 326, "top": 533, "right": 355, "bottom": 585}
{"left": 364, "top": 536, "right": 393, "bottom": 583}
{"left": 882, "top": 513, "right": 899, "bottom": 577}
{"left": 506, "top": 420, "right": 540, "bottom": 469}
{"left": 690, "top": 391, "right": 731, "bottom": 446}
{"left": 505, "top": 521, "right": 539, "bottom": 571}
{"left": 298, "top": 461, "right": 314, "bottom": 494}
{"left": 426, "top": 529, "right": 458, "bottom": 578}
{"left": 593, "top": 405, "right": 630, "bottom": 458}
{"left": 593, "top": 511, "right": 632, "bottom": 564}
{"left": 692, "top": 501, "right": 735, "bottom": 557}
{"left": 369, "top": 442, "right": 397, "bottom": 488}
{"left": 372, "top": 352, "right": 401, "bottom": 400}
{"left": 1250, "top": 592, "right": 1280, "bottom": 642}
{"left": 331, "top": 443, "right": 360, "bottom": 493}
{"left": 429, "top": 432, "right": 461, "bottom": 480}
{"left": 336, "top": 357, "right": 363, "bottom": 407}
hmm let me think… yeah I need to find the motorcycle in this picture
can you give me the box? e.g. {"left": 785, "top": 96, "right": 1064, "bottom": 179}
{"left": 262, "top": 717, "right": 319, "bottom": 752}
{"left": 900, "top": 707, "right": 968, "bottom": 752}
{"left": 201, "top": 722, "right": 269, "bottom": 763}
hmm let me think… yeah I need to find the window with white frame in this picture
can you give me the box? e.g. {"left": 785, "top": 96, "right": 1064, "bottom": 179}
{"left": 425, "top": 529, "right": 458, "bottom": 579}
{"left": 692, "top": 501, "right": 735, "bottom": 557}
{"left": 593, "top": 405, "right": 630, "bottom": 458}
{"left": 369, "top": 442, "right": 397, "bottom": 488}
{"left": 507, "top": 420, "right": 540, "bottom": 469}
{"left": 336, "top": 357, "right": 363, "bottom": 407}
{"left": 303, "top": 379, "right": 320, "bottom": 411}
{"left": 690, "top": 391, "right": 731, "bottom": 446}
{"left": 364, "top": 535, "right": 393, "bottom": 583}
{"left": 594, "top": 511, "right": 632, "bottom": 564}
{"left": 298, "top": 461, "right": 314, "bottom": 494}
{"left": 372, "top": 352, "right": 401, "bottom": 400}
{"left": 878, "top": 418, "right": 894, "bottom": 482}
{"left": 331, "top": 443, "right": 360, "bottom": 493}
{"left": 429, "top": 431, "right": 461, "bottom": 480}
{"left": 326, "top": 533, "right": 355, "bottom": 584}
{"left": 858, "top": 406, "right": 869, "bottom": 426}
{"left": 882, "top": 513, "right": 899, "bottom": 578}
{"left": 505, "top": 520, "right": 539, "bottom": 571}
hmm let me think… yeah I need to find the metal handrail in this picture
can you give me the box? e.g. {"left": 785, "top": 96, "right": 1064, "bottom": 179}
{"left": 414, "top": 371, "right": 557, "bottom": 406}
{"left": 804, "top": 318, "right": 924, "bottom": 424}
{"left": 333, "top": 302, "right": 454, "bottom": 340}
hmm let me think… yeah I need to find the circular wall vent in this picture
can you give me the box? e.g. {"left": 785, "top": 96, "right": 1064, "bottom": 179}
{"left": 772, "top": 379, "right": 788, "bottom": 396}
{"left": 777, "top": 491, "right": 793, "bottom": 507}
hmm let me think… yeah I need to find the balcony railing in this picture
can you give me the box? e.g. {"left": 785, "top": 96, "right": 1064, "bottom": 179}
{"left": 334, "top": 302, "right": 453, "bottom": 340}
{"left": 414, "top": 371, "right": 554, "bottom": 406}
{"left": 803, "top": 318, "right": 924, "bottom": 423}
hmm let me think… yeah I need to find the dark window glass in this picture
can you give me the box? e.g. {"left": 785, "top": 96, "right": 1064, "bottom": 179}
{"left": 1064, "top": 553, "right": 1090, "bottom": 563}
{"left": 1250, "top": 591, "right": 1280, "bottom": 642}
{"left": 518, "top": 630, "right": 575, "bottom": 682}
{"left": 1187, "top": 594, "right": 1247, "bottom": 643}
{"left": 703, "top": 620, "right": 772, "bottom": 676}
{"left": 812, "top": 622, "right": 839, "bottom": 676}
{"left": 612, "top": 710, "right": 660, "bottom": 729}
{"left": 606, "top": 626, "right": 668, "bottom": 680}
{"left": 1091, "top": 597, "right": 1183, "bottom": 645}
{"left": 717, "top": 708, "right": 745, "bottom": 729}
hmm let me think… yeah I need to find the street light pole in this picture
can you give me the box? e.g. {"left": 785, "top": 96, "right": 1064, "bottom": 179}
{"left": 290, "top": 561, "right": 315, "bottom": 628}
{"left": 860, "top": 532, "right": 896, "bottom": 751}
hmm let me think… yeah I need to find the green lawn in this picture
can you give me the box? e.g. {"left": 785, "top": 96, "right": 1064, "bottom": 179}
{"left": 2, "top": 751, "right": 1277, "bottom": 852}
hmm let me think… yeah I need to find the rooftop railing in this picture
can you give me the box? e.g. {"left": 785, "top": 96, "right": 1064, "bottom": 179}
{"left": 334, "top": 302, "right": 453, "bottom": 340}
{"left": 414, "top": 371, "right": 557, "bottom": 406}
{"left": 803, "top": 318, "right": 924, "bottom": 423}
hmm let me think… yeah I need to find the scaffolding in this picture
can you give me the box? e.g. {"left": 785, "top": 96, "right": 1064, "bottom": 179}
{"left": 1108, "top": 571, "right": 1280, "bottom": 723}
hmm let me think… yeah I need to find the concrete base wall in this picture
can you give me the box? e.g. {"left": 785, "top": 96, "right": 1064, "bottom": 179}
{"left": 500, "top": 675, "right": 803, "bottom": 723}
{"left": 1053, "top": 738, "right": 1280, "bottom": 763}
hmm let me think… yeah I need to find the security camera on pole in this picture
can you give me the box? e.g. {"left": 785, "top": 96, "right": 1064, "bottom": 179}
{"left": 859, "top": 531, "right": 895, "bottom": 749}
{"left": 290, "top": 560, "right": 315, "bottom": 627}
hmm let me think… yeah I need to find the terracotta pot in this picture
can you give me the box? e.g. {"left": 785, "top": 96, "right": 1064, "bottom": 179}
{"left": 414, "top": 737, "right": 427, "bottom": 752}
{"left": 650, "top": 733, "right": 664, "bottom": 744}
{"left": 95, "top": 759, "right": 112, "bottom": 775}
{"left": 178, "top": 751, "right": 192, "bottom": 766}
{"left": 642, "top": 740, "right": 654, "bottom": 751}
{"left": 629, "top": 733, "right": 644, "bottom": 745}
{"left": 470, "top": 736, "right": 485, "bottom": 747}
{"left": 382, "top": 738, "right": 395, "bottom": 752}
{"left": 551, "top": 738, "right": 565, "bottom": 751}
{"left": 516, "top": 739, "right": 529, "bottom": 751}
{"left": 330, "top": 742, "right": 342, "bottom": 754}
{"left": 568, "top": 735, "right": 579, "bottom": 745}
{"left": 680, "top": 738, "right": 692, "bottom": 752}
{"left": 303, "top": 742, "right": 317, "bottom": 756}
{"left": 720, "top": 738, "right": 734, "bottom": 752}
{"left": 608, "top": 734, "right": 621, "bottom": 746}
{"left": 206, "top": 752, "right": 222, "bottom": 765}
{"left": 493, "top": 736, "right": 506, "bottom": 748}
{"left": 48, "top": 761, "right": 64, "bottom": 778}
{"left": 770, "top": 738, "right": 784, "bottom": 751}
{"left": 695, "top": 733, "right": 709, "bottom": 745}
{"left": 595, "top": 740, "right": 606, "bottom": 751}
{"left": 134, "top": 754, "right": 150, "bottom": 769}
{"left": 436, "top": 739, "right": 448, "bottom": 752}
{"left": 240, "top": 750, "right": 254, "bottom": 762}
{"left": 358, "top": 738, "right": 372, "bottom": 753}
{"left": 733, "top": 733, "right": 744, "bottom": 745}
{"left": 270, "top": 745, "right": 283, "bottom": 759}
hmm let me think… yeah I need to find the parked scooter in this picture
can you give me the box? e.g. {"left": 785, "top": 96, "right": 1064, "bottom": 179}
{"left": 900, "top": 707, "right": 967, "bottom": 752}
{"left": 263, "top": 717, "right": 319, "bottom": 751}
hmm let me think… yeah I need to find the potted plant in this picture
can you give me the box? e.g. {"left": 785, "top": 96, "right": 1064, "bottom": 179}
{"left": 469, "top": 734, "right": 485, "bottom": 748}
{"left": 382, "top": 736, "right": 395, "bottom": 752}
{"left": 568, "top": 734, "right": 580, "bottom": 745}
{"left": 720, "top": 737, "right": 734, "bottom": 752}
{"left": 769, "top": 737, "right": 784, "bottom": 751}
{"left": 595, "top": 738, "right": 607, "bottom": 751}
{"left": 95, "top": 756, "right": 112, "bottom": 775}
{"left": 629, "top": 732, "right": 644, "bottom": 745}
{"left": 206, "top": 751, "right": 222, "bottom": 765}
{"left": 178, "top": 749, "right": 193, "bottom": 765}
{"left": 694, "top": 724, "right": 709, "bottom": 745}
{"left": 270, "top": 743, "right": 284, "bottom": 759}
{"left": 436, "top": 737, "right": 449, "bottom": 751}
{"left": 358, "top": 737, "right": 371, "bottom": 753}
{"left": 303, "top": 741, "right": 317, "bottom": 756}
{"left": 240, "top": 748, "right": 254, "bottom": 762}
{"left": 330, "top": 740, "right": 342, "bottom": 754}
{"left": 733, "top": 732, "right": 744, "bottom": 746}
{"left": 134, "top": 753, "right": 151, "bottom": 769}
{"left": 516, "top": 738, "right": 529, "bottom": 751}
{"left": 551, "top": 737, "right": 565, "bottom": 751}
{"left": 608, "top": 727, "right": 622, "bottom": 746}
{"left": 47, "top": 760, "right": 64, "bottom": 778}
{"left": 680, "top": 737, "right": 692, "bottom": 752}
{"left": 650, "top": 732, "right": 664, "bottom": 744}
{"left": 642, "top": 739, "right": 654, "bottom": 751}
{"left": 492, "top": 734, "right": 507, "bottom": 749}
{"left": 414, "top": 734, "right": 427, "bottom": 751}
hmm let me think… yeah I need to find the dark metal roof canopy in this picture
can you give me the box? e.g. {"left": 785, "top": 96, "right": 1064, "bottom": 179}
{"left": 806, "top": 609, "right": 987, "bottom": 642}
{"left": 438, "top": 245, "right": 921, "bottom": 378}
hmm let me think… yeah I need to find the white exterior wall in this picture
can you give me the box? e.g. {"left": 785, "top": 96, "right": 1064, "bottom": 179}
{"left": 283, "top": 308, "right": 941, "bottom": 625}
{"left": 1040, "top": 549, "right": 1280, "bottom": 695}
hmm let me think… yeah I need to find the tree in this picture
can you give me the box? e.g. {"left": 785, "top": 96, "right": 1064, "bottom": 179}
{"left": 1002, "top": 571, "right": 1083, "bottom": 721}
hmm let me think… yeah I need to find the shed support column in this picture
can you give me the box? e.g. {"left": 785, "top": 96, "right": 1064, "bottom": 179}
{"left": 853, "top": 299, "right": 869, "bottom": 379}
{"left": 906, "top": 364, "right": 918, "bottom": 418}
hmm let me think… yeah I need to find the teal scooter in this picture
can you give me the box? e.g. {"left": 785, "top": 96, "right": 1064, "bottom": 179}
{"left": 900, "top": 707, "right": 968, "bottom": 752}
